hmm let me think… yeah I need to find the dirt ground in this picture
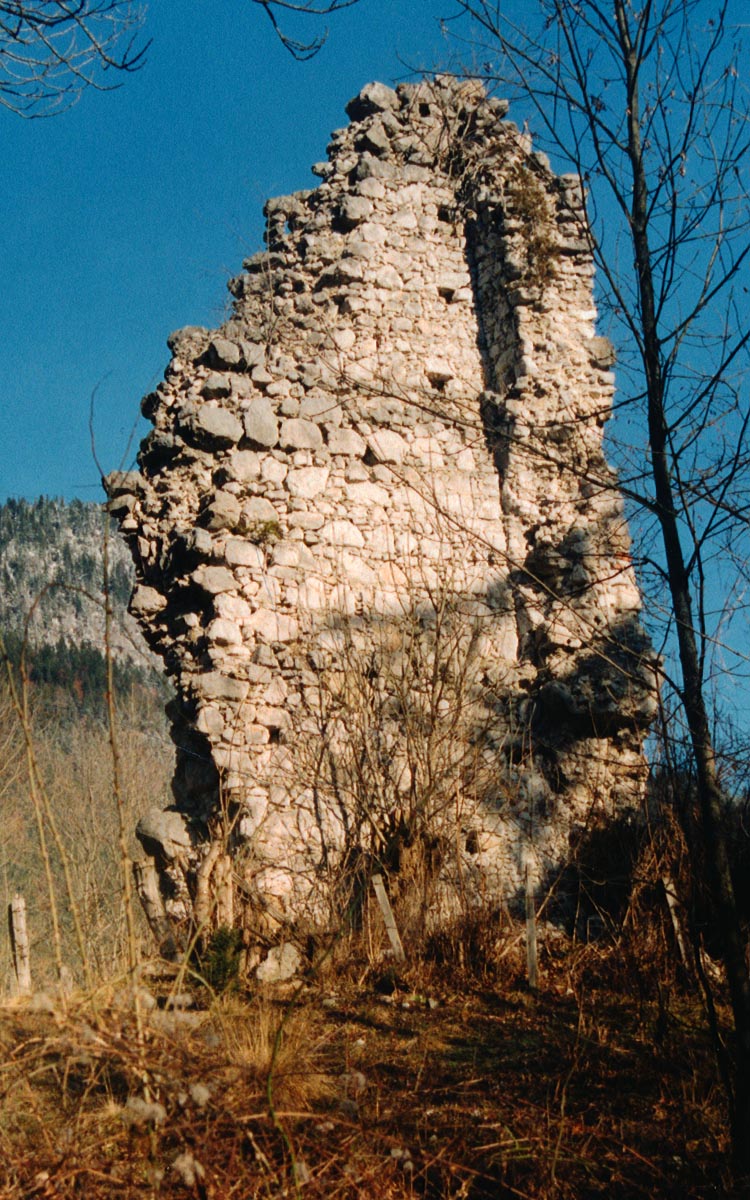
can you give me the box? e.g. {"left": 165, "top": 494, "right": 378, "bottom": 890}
{"left": 0, "top": 939, "right": 738, "bottom": 1200}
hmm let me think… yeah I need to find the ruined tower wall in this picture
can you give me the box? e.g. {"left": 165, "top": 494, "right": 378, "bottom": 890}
{"left": 108, "top": 78, "right": 656, "bottom": 957}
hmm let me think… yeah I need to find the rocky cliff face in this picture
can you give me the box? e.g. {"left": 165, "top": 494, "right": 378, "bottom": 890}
{"left": 108, "top": 77, "right": 657, "bottom": 963}
{"left": 0, "top": 497, "right": 148, "bottom": 665}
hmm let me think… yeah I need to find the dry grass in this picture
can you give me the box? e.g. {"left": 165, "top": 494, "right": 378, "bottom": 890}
{"left": 0, "top": 682, "right": 172, "bottom": 990}
{"left": 213, "top": 994, "right": 337, "bottom": 1113}
{"left": 0, "top": 937, "right": 739, "bottom": 1200}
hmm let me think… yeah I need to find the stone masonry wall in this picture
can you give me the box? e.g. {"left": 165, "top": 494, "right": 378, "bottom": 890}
{"left": 107, "top": 77, "right": 657, "bottom": 963}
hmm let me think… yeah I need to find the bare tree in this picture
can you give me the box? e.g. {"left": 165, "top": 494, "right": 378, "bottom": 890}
{"left": 0, "top": 1, "right": 148, "bottom": 117}
{"left": 440, "top": 0, "right": 750, "bottom": 1176}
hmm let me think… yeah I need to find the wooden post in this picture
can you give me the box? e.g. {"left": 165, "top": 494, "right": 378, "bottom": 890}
{"left": 662, "top": 873, "right": 689, "bottom": 967}
{"left": 371, "top": 874, "right": 406, "bottom": 963}
{"left": 9, "top": 893, "right": 31, "bottom": 994}
{"left": 525, "top": 863, "right": 538, "bottom": 992}
{"left": 215, "top": 854, "right": 234, "bottom": 929}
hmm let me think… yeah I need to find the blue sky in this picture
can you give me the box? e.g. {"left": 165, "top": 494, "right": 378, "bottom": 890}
{"left": 0, "top": 0, "right": 458, "bottom": 501}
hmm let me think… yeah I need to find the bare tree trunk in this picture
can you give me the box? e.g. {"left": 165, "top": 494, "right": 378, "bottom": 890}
{"left": 614, "top": 0, "right": 750, "bottom": 1171}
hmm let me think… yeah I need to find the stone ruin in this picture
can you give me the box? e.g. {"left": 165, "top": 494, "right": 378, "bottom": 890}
{"left": 107, "top": 76, "right": 658, "bottom": 966}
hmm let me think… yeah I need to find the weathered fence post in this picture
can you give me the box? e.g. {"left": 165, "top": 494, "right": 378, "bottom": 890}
{"left": 9, "top": 893, "right": 31, "bottom": 994}
{"left": 662, "top": 873, "right": 689, "bottom": 968}
{"left": 525, "top": 864, "right": 538, "bottom": 992}
{"left": 371, "top": 874, "right": 406, "bottom": 963}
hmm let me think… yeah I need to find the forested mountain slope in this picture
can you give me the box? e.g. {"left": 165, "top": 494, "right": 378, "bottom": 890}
{"left": 0, "top": 498, "right": 160, "bottom": 702}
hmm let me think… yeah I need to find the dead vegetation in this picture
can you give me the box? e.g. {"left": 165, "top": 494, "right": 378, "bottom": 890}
{"left": 0, "top": 679, "right": 172, "bottom": 992}
{"left": 0, "top": 933, "right": 737, "bottom": 1200}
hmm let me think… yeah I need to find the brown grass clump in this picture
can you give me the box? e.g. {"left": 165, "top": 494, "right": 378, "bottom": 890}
{"left": 212, "top": 994, "right": 337, "bottom": 1113}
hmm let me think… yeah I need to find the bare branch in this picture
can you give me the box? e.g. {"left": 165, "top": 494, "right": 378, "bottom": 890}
{"left": 247, "top": 0, "right": 363, "bottom": 60}
{"left": 0, "top": 1, "right": 149, "bottom": 117}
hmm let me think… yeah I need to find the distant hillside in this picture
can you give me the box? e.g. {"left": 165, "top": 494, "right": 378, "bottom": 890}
{"left": 0, "top": 497, "right": 160, "bottom": 689}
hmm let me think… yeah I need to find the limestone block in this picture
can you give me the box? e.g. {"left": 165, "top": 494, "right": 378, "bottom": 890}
{"left": 167, "top": 324, "right": 210, "bottom": 359}
{"left": 263, "top": 676, "right": 288, "bottom": 705}
{"left": 345, "top": 481, "right": 390, "bottom": 506}
{"left": 437, "top": 271, "right": 471, "bottom": 297}
{"left": 243, "top": 399, "right": 279, "bottom": 448}
{"left": 328, "top": 428, "right": 367, "bottom": 456}
{"left": 201, "top": 373, "right": 232, "bottom": 400}
{"left": 226, "top": 450, "right": 261, "bottom": 481}
{"left": 366, "top": 430, "right": 408, "bottom": 464}
{"left": 353, "top": 156, "right": 392, "bottom": 184}
{"left": 373, "top": 266, "right": 403, "bottom": 290}
{"left": 192, "top": 672, "right": 249, "bottom": 702}
{"left": 242, "top": 497, "right": 279, "bottom": 524}
{"left": 356, "top": 177, "right": 386, "bottom": 199}
{"left": 207, "top": 338, "right": 242, "bottom": 369}
{"left": 358, "top": 119, "right": 393, "bottom": 156}
{"left": 367, "top": 526, "right": 396, "bottom": 555}
{"left": 260, "top": 456, "right": 288, "bottom": 484}
{"left": 319, "top": 520, "right": 366, "bottom": 548}
{"left": 273, "top": 543, "right": 316, "bottom": 571}
{"left": 345, "top": 81, "right": 399, "bottom": 121}
{"left": 358, "top": 222, "right": 388, "bottom": 245}
{"left": 196, "top": 705, "right": 225, "bottom": 736}
{"left": 203, "top": 492, "right": 241, "bottom": 531}
{"left": 346, "top": 239, "right": 376, "bottom": 261}
{"left": 239, "top": 340, "right": 265, "bottom": 367}
{"left": 298, "top": 577, "right": 328, "bottom": 609}
{"left": 584, "top": 335, "right": 616, "bottom": 368}
{"left": 339, "top": 196, "right": 372, "bottom": 227}
{"left": 338, "top": 257, "right": 368, "bottom": 283}
{"left": 425, "top": 357, "right": 455, "bottom": 384}
{"left": 207, "top": 618, "right": 243, "bottom": 646}
{"left": 245, "top": 609, "right": 299, "bottom": 643}
{"left": 246, "top": 725, "right": 271, "bottom": 745}
{"left": 188, "top": 406, "right": 243, "bottom": 447}
{"left": 270, "top": 544, "right": 298, "bottom": 568}
{"left": 289, "top": 511, "right": 325, "bottom": 530}
{"left": 280, "top": 418, "right": 324, "bottom": 451}
{"left": 238, "top": 791, "right": 268, "bottom": 837}
{"left": 299, "top": 394, "right": 342, "bottom": 423}
{"left": 266, "top": 379, "right": 291, "bottom": 398}
{"left": 193, "top": 566, "right": 237, "bottom": 594}
{"left": 339, "top": 551, "right": 377, "bottom": 585}
{"left": 104, "top": 469, "right": 144, "bottom": 498}
{"left": 136, "top": 809, "right": 191, "bottom": 860}
{"left": 286, "top": 466, "right": 329, "bottom": 499}
{"left": 214, "top": 745, "right": 255, "bottom": 772}
{"left": 130, "top": 585, "right": 164, "bottom": 616}
{"left": 256, "top": 942, "right": 302, "bottom": 983}
{"left": 255, "top": 575, "right": 281, "bottom": 605}
{"left": 255, "top": 705, "right": 291, "bottom": 729}
{"left": 225, "top": 540, "right": 265, "bottom": 568}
